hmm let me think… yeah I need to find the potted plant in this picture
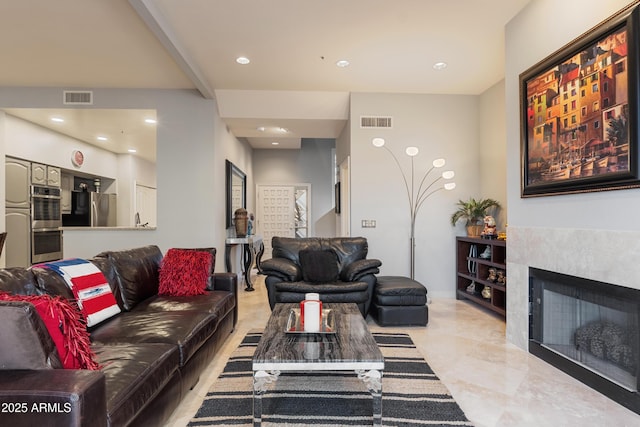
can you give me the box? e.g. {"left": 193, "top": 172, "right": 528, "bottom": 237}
{"left": 450, "top": 197, "right": 501, "bottom": 237}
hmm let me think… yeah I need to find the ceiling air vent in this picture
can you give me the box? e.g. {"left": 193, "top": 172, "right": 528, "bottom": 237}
{"left": 360, "top": 116, "right": 392, "bottom": 128}
{"left": 63, "top": 90, "right": 93, "bottom": 105}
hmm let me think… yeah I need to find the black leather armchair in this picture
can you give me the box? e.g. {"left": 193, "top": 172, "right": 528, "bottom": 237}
{"left": 261, "top": 237, "right": 382, "bottom": 316}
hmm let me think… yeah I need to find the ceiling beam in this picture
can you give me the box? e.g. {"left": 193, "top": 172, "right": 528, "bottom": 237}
{"left": 128, "top": 0, "right": 215, "bottom": 99}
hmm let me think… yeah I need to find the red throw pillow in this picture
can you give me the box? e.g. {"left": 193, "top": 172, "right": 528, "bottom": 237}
{"left": 0, "top": 293, "right": 100, "bottom": 370}
{"left": 159, "top": 248, "right": 213, "bottom": 296}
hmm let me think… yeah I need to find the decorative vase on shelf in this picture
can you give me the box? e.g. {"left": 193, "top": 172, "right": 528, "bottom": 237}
{"left": 234, "top": 208, "right": 248, "bottom": 237}
{"left": 466, "top": 224, "right": 483, "bottom": 237}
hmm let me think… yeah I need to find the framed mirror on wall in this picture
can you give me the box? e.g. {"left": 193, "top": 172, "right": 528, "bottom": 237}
{"left": 225, "top": 160, "right": 246, "bottom": 228}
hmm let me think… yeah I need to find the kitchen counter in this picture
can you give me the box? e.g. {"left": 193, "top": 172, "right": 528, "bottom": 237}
{"left": 61, "top": 226, "right": 157, "bottom": 231}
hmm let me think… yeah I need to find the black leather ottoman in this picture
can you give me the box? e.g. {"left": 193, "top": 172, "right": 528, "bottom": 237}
{"left": 371, "top": 276, "right": 428, "bottom": 326}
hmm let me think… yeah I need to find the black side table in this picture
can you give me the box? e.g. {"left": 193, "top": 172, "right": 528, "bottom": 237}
{"left": 224, "top": 235, "right": 264, "bottom": 291}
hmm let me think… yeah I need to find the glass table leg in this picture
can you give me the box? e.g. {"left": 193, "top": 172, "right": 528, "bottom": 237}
{"left": 253, "top": 370, "right": 280, "bottom": 426}
{"left": 356, "top": 369, "right": 383, "bottom": 426}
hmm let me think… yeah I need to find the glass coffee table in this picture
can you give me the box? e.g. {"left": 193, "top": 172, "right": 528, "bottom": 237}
{"left": 252, "top": 303, "right": 384, "bottom": 426}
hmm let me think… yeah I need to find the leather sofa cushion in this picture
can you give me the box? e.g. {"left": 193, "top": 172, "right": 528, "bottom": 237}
{"left": 275, "top": 281, "right": 370, "bottom": 304}
{"left": 322, "top": 237, "right": 369, "bottom": 273}
{"left": 374, "top": 276, "right": 427, "bottom": 306}
{"left": 0, "top": 300, "right": 62, "bottom": 369}
{"left": 271, "top": 237, "right": 370, "bottom": 274}
{"left": 276, "top": 289, "right": 369, "bottom": 304}
{"left": 0, "top": 294, "right": 99, "bottom": 370}
{"left": 90, "top": 311, "right": 219, "bottom": 366}
{"left": 275, "top": 280, "right": 369, "bottom": 294}
{"left": 93, "top": 343, "right": 179, "bottom": 427}
{"left": 0, "top": 369, "right": 106, "bottom": 427}
{"left": 132, "top": 291, "right": 235, "bottom": 321}
{"left": 271, "top": 237, "right": 323, "bottom": 264}
{"left": 94, "top": 245, "right": 163, "bottom": 311}
{"left": 372, "top": 305, "right": 428, "bottom": 326}
{"left": 299, "top": 249, "right": 339, "bottom": 282}
{"left": 0, "top": 267, "right": 41, "bottom": 296}
{"left": 89, "top": 256, "right": 126, "bottom": 310}
{"left": 30, "top": 266, "right": 75, "bottom": 300}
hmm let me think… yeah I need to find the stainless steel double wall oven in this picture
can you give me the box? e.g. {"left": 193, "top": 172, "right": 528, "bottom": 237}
{"left": 30, "top": 184, "right": 63, "bottom": 263}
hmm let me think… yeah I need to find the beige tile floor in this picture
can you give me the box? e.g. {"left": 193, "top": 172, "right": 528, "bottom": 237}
{"left": 164, "top": 274, "right": 640, "bottom": 427}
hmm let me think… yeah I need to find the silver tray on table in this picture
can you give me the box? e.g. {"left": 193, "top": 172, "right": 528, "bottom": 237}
{"left": 285, "top": 308, "right": 336, "bottom": 334}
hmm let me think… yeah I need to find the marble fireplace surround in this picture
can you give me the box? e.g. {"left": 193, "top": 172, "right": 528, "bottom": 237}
{"left": 506, "top": 226, "right": 640, "bottom": 350}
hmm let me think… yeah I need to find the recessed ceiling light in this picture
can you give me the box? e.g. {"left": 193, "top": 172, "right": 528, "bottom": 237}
{"left": 336, "top": 59, "right": 350, "bottom": 68}
{"left": 236, "top": 56, "right": 250, "bottom": 65}
{"left": 51, "top": 117, "right": 64, "bottom": 123}
{"left": 433, "top": 61, "right": 448, "bottom": 70}
{"left": 271, "top": 141, "right": 280, "bottom": 146}
{"left": 128, "top": 149, "right": 137, "bottom": 153}
{"left": 144, "top": 118, "right": 157, "bottom": 124}
{"left": 97, "top": 136, "right": 108, "bottom": 141}
{"left": 277, "top": 127, "right": 289, "bottom": 133}
{"left": 257, "top": 126, "right": 266, "bottom": 132}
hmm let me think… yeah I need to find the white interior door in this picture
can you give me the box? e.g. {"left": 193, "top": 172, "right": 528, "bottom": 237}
{"left": 256, "top": 185, "right": 297, "bottom": 259}
{"left": 135, "top": 183, "right": 157, "bottom": 227}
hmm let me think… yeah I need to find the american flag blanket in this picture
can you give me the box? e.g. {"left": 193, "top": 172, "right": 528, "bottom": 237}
{"left": 39, "top": 258, "right": 121, "bottom": 327}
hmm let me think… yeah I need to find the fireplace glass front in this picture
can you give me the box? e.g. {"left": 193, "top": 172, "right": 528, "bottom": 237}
{"left": 529, "top": 267, "right": 640, "bottom": 413}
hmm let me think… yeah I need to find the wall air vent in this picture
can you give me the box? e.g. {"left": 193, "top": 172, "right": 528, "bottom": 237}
{"left": 63, "top": 90, "right": 93, "bottom": 105}
{"left": 360, "top": 116, "right": 392, "bottom": 128}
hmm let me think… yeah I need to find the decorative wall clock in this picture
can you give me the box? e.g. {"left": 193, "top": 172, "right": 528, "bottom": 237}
{"left": 71, "top": 150, "right": 84, "bottom": 167}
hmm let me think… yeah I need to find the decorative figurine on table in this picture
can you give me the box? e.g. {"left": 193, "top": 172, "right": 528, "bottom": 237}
{"left": 247, "top": 213, "right": 254, "bottom": 236}
{"left": 481, "top": 215, "right": 497, "bottom": 239}
{"left": 479, "top": 245, "right": 491, "bottom": 259}
{"left": 498, "top": 223, "right": 507, "bottom": 241}
{"left": 481, "top": 285, "right": 492, "bottom": 300}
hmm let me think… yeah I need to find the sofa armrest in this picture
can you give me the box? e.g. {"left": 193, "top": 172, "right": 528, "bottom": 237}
{"left": 210, "top": 272, "right": 238, "bottom": 329}
{"left": 340, "top": 258, "right": 382, "bottom": 281}
{"left": 210, "top": 272, "right": 237, "bottom": 293}
{"left": 0, "top": 369, "right": 106, "bottom": 427}
{"left": 260, "top": 258, "right": 302, "bottom": 282}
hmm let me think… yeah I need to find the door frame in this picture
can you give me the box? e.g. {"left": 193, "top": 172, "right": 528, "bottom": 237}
{"left": 256, "top": 183, "right": 311, "bottom": 255}
{"left": 338, "top": 156, "right": 350, "bottom": 236}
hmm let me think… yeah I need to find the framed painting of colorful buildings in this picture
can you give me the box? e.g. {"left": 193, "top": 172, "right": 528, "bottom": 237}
{"left": 520, "top": 3, "right": 640, "bottom": 197}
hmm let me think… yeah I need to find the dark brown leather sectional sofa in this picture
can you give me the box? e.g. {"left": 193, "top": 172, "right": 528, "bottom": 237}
{"left": 0, "top": 245, "right": 237, "bottom": 427}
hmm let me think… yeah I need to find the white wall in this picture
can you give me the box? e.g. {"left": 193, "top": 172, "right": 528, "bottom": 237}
{"left": 349, "top": 92, "right": 480, "bottom": 298}
{"left": 0, "top": 87, "right": 251, "bottom": 274}
{"left": 336, "top": 116, "right": 352, "bottom": 236}
{"left": 505, "top": 0, "right": 639, "bottom": 349}
{"left": 5, "top": 114, "right": 119, "bottom": 177}
{"left": 479, "top": 81, "right": 508, "bottom": 228}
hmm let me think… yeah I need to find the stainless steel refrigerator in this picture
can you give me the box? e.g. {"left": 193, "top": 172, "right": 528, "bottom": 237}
{"left": 63, "top": 192, "right": 117, "bottom": 227}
